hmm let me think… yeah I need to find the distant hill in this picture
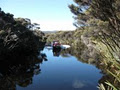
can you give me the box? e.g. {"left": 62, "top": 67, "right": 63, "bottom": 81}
{"left": 42, "top": 30, "right": 75, "bottom": 34}
{"left": 42, "top": 31, "right": 57, "bottom": 34}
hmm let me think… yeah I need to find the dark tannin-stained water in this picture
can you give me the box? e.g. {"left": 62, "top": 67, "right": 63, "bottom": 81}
{"left": 16, "top": 47, "right": 102, "bottom": 90}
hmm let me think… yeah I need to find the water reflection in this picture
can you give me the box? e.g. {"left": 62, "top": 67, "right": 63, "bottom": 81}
{"left": 0, "top": 53, "right": 47, "bottom": 90}
{"left": 0, "top": 45, "right": 117, "bottom": 90}
{"left": 72, "top": 80, "right": 85, "bottom": 88}
{"left": 60, "top": 46, "right": 120, "bottom": 89}
{"left": 52, "top": 47, "right": 61, "bottom": 57}
{"left": 45, "top": 46, "right": 71, "bottom": 57}
{"left": 39, "top": 48, "right": 101, "bottom": 90}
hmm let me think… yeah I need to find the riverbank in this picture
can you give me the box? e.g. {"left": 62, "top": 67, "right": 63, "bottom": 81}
{"left": 46, "top": 30, "right": 120, "bottom": 89}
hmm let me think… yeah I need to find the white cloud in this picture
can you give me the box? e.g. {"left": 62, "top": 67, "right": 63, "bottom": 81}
{"left": 32, "top": 19, "right": 76, "bottom": 31}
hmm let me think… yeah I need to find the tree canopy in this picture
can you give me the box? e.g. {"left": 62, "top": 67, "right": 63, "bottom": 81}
{"left": 0, "top": 8, "right": 46, "bottom": 61}
{"left": 68, "top": 0, "right": 120, "bottom": 89}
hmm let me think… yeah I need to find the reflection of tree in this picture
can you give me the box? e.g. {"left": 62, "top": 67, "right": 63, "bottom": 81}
{"left": 52, "top": 48, "right": 61, "bottom": 57}
{"left": 60, "top": 49, "right": 71, "bottom": 57}
{"left": 61, "top": 45, "right": 120, "bottom": 89}
{"left": 61, "top": 45, "right": 100, "bottom": 66}
{"left": 0, "top": 53, "right": 47, "bottom": 90}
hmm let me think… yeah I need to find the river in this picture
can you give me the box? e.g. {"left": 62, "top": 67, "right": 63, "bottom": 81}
{"left": 16, "top": 46, "right": 103, "bottom": 90}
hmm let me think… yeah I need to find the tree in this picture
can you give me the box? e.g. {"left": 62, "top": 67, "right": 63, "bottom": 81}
{"left": 69, "top": 0, "right": 120, "bottom": 89}
{"left": 0, "top": 8, "right": 46, "bottom": 61}
{"left": 69, "top": 0, "right": 120, "bottom": 55}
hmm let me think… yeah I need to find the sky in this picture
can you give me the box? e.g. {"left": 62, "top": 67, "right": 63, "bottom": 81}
{"left": 0, "top": 0, "right": 76, "bottom": 31}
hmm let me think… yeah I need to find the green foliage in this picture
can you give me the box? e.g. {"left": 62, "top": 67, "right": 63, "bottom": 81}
{"left": 69, "top": 0, "right": 120, "bottom": 89}
{"left": 46, "top": 30, "right": 83, "bottom": 47}
{"left": 0, "top": 8, "right": 46, "bottom": 60}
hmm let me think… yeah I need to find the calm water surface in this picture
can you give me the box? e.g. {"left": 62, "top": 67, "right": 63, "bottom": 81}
{"left": 17, "top": 47, "right": 102, "bottom": 90}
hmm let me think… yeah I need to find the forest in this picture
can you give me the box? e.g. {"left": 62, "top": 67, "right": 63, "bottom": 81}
{"left": 47, "top": 0, "right": 120, "bottom": 89}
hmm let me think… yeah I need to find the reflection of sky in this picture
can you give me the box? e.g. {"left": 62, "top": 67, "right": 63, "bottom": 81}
{"left": 73, "top": 80, "right": 85, "bottom": 88}
{"left": 17, "top": 48, "right": 102, "bottom": 90}
{"left": 72, "top": 80, "right": 96, "bottom": 89}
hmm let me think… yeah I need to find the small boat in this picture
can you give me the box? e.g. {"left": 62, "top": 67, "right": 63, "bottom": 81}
{"left": 52, "top": 41, "right": 71, "bottom": 49}
{"left": 45, "top": 46, "right": 52, "bottom": 49}
{"left": 52, "top": 41, "right": 61, "bottom": 49}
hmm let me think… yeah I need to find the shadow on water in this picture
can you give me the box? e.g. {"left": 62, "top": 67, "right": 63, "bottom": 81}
{"left": 0, "top": 52, "right": 47, "bottom": 90}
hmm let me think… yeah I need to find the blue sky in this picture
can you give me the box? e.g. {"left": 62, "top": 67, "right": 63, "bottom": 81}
{"left": 0, "top": 0, "right": 76, "bottom": 31}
